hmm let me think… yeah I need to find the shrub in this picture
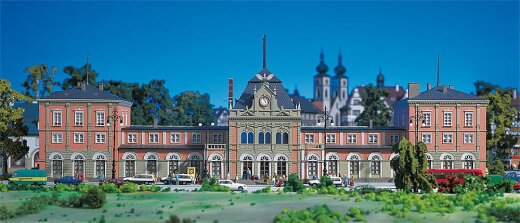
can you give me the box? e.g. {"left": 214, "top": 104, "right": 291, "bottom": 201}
{"left": 15, "top": 194, "right": 51, "bottom": 216}
{"left": 81, "top": 188, "right": 106, "bottom": 209}
{"left": 77, "top": 183, "right": 98, "bottom": 193}
{"left": 198, "top": 177, "right": 231, "bottom": 192}
{"left": 318, "top": 176, "right": 334, "bottom": 188}
{"left": 0, "top": 184, "right": 7, "bottom": 192}
{"left": 120, "top": 183, "right": 138, "bottom": 193}
{"left": 162, "top": 187, "right": 171, "bottom": 192}
{"left": 283, "top": 173, "right": 304, "bottom": 192}
{"left": 165, "top": 214, "right": 197, "bottom": 223}
{"left": 253, "top": 186, "right": 271, "bottom": 194}
{"left": 53, "top": 183, "right": 76, "bottom": 192}
{"left": 274, "top": 205, "right": 350, "bottom": 222}
{"left": 0, "top": 205, "right": 14, "bottom": 220}
{"left": 150, "top": 185, "right": 161, "bottom": 192}
{"left": 100, "top": 183, "right": 120, "bottom": 193}
{"left": 61, "top": 193, "right": 83, "bottom": 208}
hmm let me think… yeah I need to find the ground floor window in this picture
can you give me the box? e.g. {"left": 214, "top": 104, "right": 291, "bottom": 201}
{"left": 169, "top": 160, "right": 179, "bottom": 175}
{"left": 146, "top": 160, "right": 157, "bottom": 175}
{"left": 260, "top": 161, "right": 270, "bottom": 177}
{"left": 371, "top": 158, "right": 381, "bottom": 175}
{"left": 276, "top": 161, "right": 287, "bottom": 177}
{"left": 212, "top": 161, "right": 222, "bottom": 178}
{"left": 350, "top": 161, "right": 359, "bottom": 176}
{"left": 242, "top": 159, "right": 253, "bottom": 179}
{"left": 327, "top": 160, "right": 338, "bottom": 176}
{"left": 125, "top": 160, "right": 135, "bottom": 177}
{"left": 52, "top": 160, "right": 63, "bottom": 178}
{"left": 73, "top": 154, "right": 85, "bottom": 177}
{"left": 95, "top": 160, "right": 106, "bottom": 178}
{"left": 441, "top": 154, "right": 454, "bottom": 169}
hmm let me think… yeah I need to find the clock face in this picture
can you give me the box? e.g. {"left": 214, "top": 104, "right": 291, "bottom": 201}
{"left": 259, "top": 96, "right": 269, "bottom": 107}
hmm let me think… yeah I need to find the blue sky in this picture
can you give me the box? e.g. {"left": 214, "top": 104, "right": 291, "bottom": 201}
{"left": 1, "top": 1, "right": 519, "bottom": 107}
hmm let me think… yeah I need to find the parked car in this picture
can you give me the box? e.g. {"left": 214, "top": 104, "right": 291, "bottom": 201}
{"left": 54, "top": 176, "right": 82, "bottom": 185}
{"left": 218, "top": 180, "right": 246, "bottom": 191}
{"left": 100, "top": 178, "right": 127, "bottom": 187}
{"left": 308, "top": 176, "right": 343, "bottom": 187}
{"left": 308, "top": 178, "right": 320, "bottom": 186}
{"left": 8, "top": 169, "right": 47, "bottom": 185}
{"left": 160, "top": 174, "right": 194, "bottom": 185}
{"left": 123, "top": 174, "right": 156, "bottom": 184}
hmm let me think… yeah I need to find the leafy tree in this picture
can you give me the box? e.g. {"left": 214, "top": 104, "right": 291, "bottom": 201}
{"left": 21, "top": 65, "right": 58, "bottom": 99}
{"left": 355, "top": 84, "right": 392, "bottom": 126}
{"left": 487, "top": 159, "right": 505, "bottom": 175}
{"left": 61, "top": 63, "right": 98, "bottom": 90}
{"left": 283, "top": 173, "right": 305, "bottom": 192}
{"left": 474, "top": 81, "right": 500, "bottom": 96}
{"left": 390, "top": 138, "right": 436, "bottom": 193}
{"left": 0, "top": 80, "right": 30, "bottom": 176}
{"left": 484, "top": 91, "right": 518, "bottom": 159}
{"left": 171, "top": 91, "right": 215, "bottom": 126}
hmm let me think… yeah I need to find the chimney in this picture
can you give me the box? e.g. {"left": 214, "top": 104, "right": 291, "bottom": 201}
{"left": 427, "top": 83, "right": 432, "bottom": 90}
{"left": 408, "top": 83, "right": 420, "bottom": 98}
{"left": 80, "top": 83, "right": 86, "bottom": 91}
{"left": 449, "top": 84, "right": 453, "bottom": 90}
{"left": 369, "top": 119, "right": 373, "bottom": 128}
{"left": 443, "top": 85, "right": 448, "bottom": 93}
{"left": 153, "top": 117, "right": 158, "bottom": 128}
{"left": 395, "top": 84, "right": 399, "bottom": 92}
{"left": 228, "top": 78, "right": 234, "bottom": 110}
{"left": 98, "top": 83, "right": 104, "bottom": 91}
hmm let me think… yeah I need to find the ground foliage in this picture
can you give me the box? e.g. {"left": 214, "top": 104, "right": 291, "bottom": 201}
{"left": 283, "top": 173, "right": 305, "bottom": 192}
{"left": 197, "top": 177, "right": 230, "bottom": 192}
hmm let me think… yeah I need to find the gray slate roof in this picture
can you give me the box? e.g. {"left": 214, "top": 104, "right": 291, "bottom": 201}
{"left": 13, "top": 102, "right": 39, "bottom": 135}
{"left": 410, "top": 86, "right": 483, "bottom": 100}
{"left": 234, "top": 68, "right": 295, "bottom": 109}
{"left": 41, "top": 84, "right": 130, "bottom": 102}
{"left": 289, "top": 89, "right": 322, "bottom": 114}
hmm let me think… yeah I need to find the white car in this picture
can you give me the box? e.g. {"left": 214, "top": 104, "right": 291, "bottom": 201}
{"left": 308, "top": 176, "right": 343, "bottom": 187}
{"left": 123, "top": 174, "right": 156, "bottom": 184}
{"left": 218, "top": 180, "right": 246, "bottom": 191}
{"left": 160, "top": 174, "right": 194, "bottom": 185}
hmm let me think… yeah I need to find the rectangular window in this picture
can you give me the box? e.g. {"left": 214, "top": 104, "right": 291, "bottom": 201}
{"left": 423, "top": 112, "right": 431, "bottom": 127}
{"left": 95, "top": 133, "right": 106, "bottom": 143}
{"left": 52, "top": 110, "right": 62, "bottom": 126}
{"left": 128, "top": 133, "right": 137, "bottom": 143}
{"left": 213, "top": 133, "right": 223, "bottom": 143}
{"left": 325, "top": 134, "right": 336, "bottom": 143}
{"left": 443, "top": 133, "right": 453, "bottom": 143}
{"left": 170, "top": 133, "right": 180, "bottom": 143}
{"left": 149, "top": 133, "right": 159, "bottom": 143}
{"left": 353, "top": 110, "right": 361, "bottom": 116}
{"left": 74, "top": 111, "right": 83, "bottom": 126}
{"left": 52, "top": 133, "right": 62, "bottom": 143}
{"left": 390, "top": 135, "right": 400, "bottom": 144}
{"left": 368, "top": 134, "right": 379, "bottom": 144}
{"left": 422, "top": 133, "right": 432, "bottom": 144}
{"left": 74, "top": 133, "right": 84, "bottom": 143}
{"left": 192, "top": 133, "right": 202, "bottom": 143}
{"left": 96, "top": 111, "right": 105, "bottom": 126}
{"left": 465, "top": 112, "right": 474, "bottom": 126}
{"left": 443, "top": 112, "right": 452, "bottom": 126}
{"left": 347, "top": 134, "right": 357, "bottom": 144}
{"left": 304, "top": 134, "right": 314, "bottom": 144}
{"left": 464, "top": 133, "right": 474, "bottom": 144}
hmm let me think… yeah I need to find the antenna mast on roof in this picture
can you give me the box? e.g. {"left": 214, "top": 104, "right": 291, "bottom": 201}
{"left": 437, "top": 53, "right": 440, "bottom": 87}
{"left": 86, "top": 53, "right": 90, "bottom": 85}
{"left": 263, "top": 34, "right": 267, "bottom": 69}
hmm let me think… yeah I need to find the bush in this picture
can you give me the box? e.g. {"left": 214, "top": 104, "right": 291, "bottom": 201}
{"left": 283, "top": 173, "right": 304, "bottom": 192}
{"left": 139, "top": 184, "right": 151, "bottom": 191}
{"left": 198, "top": 177, "right": 231, "bottom": 192}
{"left": 81, "top": 188, "right": 106, "bottom": 209}
{"left": 77, "top": 183, "right": 98, "bottom": 193}
{"left": 15, "top": 194, "right": 52, "bottom": 216}
{"left": 161, "top": 187, "right": 171, "bottom": 192}
{"left": 100, "top": 183, "right": 120, "bottom": 193}
{"left": 253, "top": 186, "right": 271, "bottom": 194}
{"left": 0, "top": 184, "right": 7, "bottom": 192}
{"left": 274, "top": 204, "right": 350, "bottom": 222}
{"left": 150, "top": 185, "right": 161, "bottom": 192}
{"left": 0, "top": 205, "right": 14, "bottom": 220}
{"left": 120, "top": 183, "right": 138, "bottom": 193}
{"left": 61, "top": 193, "right": 83, "bottom": 208}
{"left": 317, "top": 176, "right": 334, "bottom": 188}
{"left": 53, "top": 183, "right": 76, "bottom": 192}
{"left": 165, "top": 214, "right": 197, "bottom": 223}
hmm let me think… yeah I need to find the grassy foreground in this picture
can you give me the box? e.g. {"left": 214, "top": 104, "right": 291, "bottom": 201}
{"left": 0, "top": 190, "right": 518, "bottom": 223}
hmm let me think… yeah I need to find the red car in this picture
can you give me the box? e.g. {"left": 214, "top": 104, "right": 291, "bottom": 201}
{"left": 100, "top": 178, "right": 127, "bottom": 187}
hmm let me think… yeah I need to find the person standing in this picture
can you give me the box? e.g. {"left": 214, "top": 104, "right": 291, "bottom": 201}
{"left": 247, "top": 168, "right": 251, "bottom": 180}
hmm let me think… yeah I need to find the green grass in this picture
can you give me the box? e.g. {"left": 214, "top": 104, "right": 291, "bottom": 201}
{"left": 1, "top": 191, "right": 518, "bottom": 223}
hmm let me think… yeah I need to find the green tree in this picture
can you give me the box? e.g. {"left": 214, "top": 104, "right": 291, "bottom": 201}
{"left": 0, "top": 80, "right": 30, "bottom": 176}
{"left": 485, "top": 90, "right": 518, "bottom": 159}
{"left": 487, "top": 159, "right": 505, "bottom": 175}
{"left": 171, "top": 91, "right": 215, "bottom": 126}
{"left": 61, "top": 63, "right": 98, "bottom": 90}
{"left": 355, "top": 84, "right": 392, "bottom": 126}
{"left": 390, "top": 138, "right": 436, "bottom": 193}
{"left": 21, "top": 64, "right": 58, "bottom": 99}
{"left": 474, "top": 81, "right": 499, "bottom": 96}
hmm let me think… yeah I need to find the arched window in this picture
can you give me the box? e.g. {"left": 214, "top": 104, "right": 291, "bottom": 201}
{"left": 33, "top": 151, "right": 39, "bottom": 169}
{"left": 276, "top": 132, "right": 282, "bottom": 144}
{"left": 276, "top": 155, "right": 288, "bottom": 176}
{"left": 283, "top": 133, "right": 289, "bottom": 144}
{"left": 211, "top": 155, "right": 223, "bottom": 179}
{"left": 242, "top": 155, "right": 254, "bottom": 179}
{"left": 124, "top": 153, "right": 136, "bottom": 177}
{"left": 145, "top": 154, "right": 158, "bottom": 176}
{"left": 259, "top": 155, "right": 270, "bottom": 177}
{"left": 308, "top": 155, "right": 318, "bottom": 179}
{"left": 370, "top": 155, "right": 382, "bottom": 176}
{"left": 72, "top": 153, "right": 85, "bottom": 177}
{"left": 441, "top": 153, "right": 454, "bottom": 169}
{"left": 259, "top": 132, "right": 265, "bottom": 144}
{"left": 426, "top": 154, "right": 433, "bottom": 169}
{"left": 265, "top": 132, "right": 271, "bottom": 144}
{"left": 462, "top": 154, "right": 475, "bottom": 169}
{"left": 327, "top": 154, "right": 339, "bottom": 176}
{"left": 248, "top": 132, "right": 254, "bottom": 144}
{"left": 241, "top": 132, "right": 247, "bottom": 144}
{"left": 50, "top": 153, "right": 63, "bottom": 178}
{"left": 94, "top": 153, "right": 107, "bottom": 178}
{"left": 349, "top": 154, "right": 360, "bottom": 177}
{"left": 189, "top": 154, "right": 202, "bottom": 176}
{"left": 167, "top": 153, "right": 180, "bottom": 176}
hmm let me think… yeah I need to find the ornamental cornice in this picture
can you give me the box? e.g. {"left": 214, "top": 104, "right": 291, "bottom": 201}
{"left": 408, "top": 100, "right": 489, "bottom": 105}
{"left": 37, "top": 99, "right": 133, "bottom": 107}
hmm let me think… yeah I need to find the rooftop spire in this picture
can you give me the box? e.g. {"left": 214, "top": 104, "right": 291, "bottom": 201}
{"left": 437, "top": 53, "right": 440, "bottom": 87}
{"left": 334, "top": 48, "right": 346, "bottom": 76}
{"left": 316, "top": 46, "right": 329, "bottom": 75}
{"left": 86, "top": 53, "right": 90, "bottom": 85}
{"left": 263, "top": 34, "right": 267, "bottom": 69}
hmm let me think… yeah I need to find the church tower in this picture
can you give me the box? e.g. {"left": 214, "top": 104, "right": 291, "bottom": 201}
{"left": 377, "top": 68, "right": 385, "bottom": 88}
{"left": 332, "top": 51, "right": 348, "bottom": 104}
{"left": 313, "top": 49, "right": 330, "bottom": 109}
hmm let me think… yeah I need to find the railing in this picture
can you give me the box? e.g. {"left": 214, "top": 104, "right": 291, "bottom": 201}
{"left": 207, "top": 144, "right": 226, "bottom": 149}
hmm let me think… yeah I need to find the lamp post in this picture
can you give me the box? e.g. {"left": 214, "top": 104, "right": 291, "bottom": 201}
{"left": 107, "top": 108, "right": 123, "bottom": 179}
{"left": 490, "top": 121, "right": 497, "bottom": 161}
{"left": 199, "top": 122, "right": 215, "bottom": 179}
{"left": 409, "top": 107, "right": 425, "bottom": 193}
{"left": 317, "top": 106, "right": 334, "bottom": 177}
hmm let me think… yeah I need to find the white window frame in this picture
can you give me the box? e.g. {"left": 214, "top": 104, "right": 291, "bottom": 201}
{"left": 347, "top": 134, "right": 357, "bottom": 144}
{"left": 73, "top": 133, "right": 84, "bottom": 143}
{"left": 95, "top": 133, "right": 106, "bottom": 144}
{"left": 52, "top": 110, "right": 62, "bottom": 126}
{"left": 422, "top": 133, "right": 432, "bottom": 144}
{"left": 96, "top": 111, "right": 105, "bottom": 126}
{"left": 325, "top": 134, "right": 336, "bottom": 143}
{"left": 423, "top": 111, "right": 431, "bottom": 127}
{"left": 74, "top": 110, "right": 84, "bottom": 126}
{"left": 464, "top": 133, "right": 474, "bottom": 144}
{"left": 368, "top": 134, "right": 379, "bottom": 144}
{"left": 170, "top": 133, "right": 181, "bottom": 143}
{"left": 149, "top": 133, "right": 159, "bottom": 143}
{"left": 443, "top": 111, "right": 452, "bottom": 127}
{"left": 128, "top": 133, "right": 137, "bottom": 143}
{"left": 192, "top": 133, "right": 202, "bottom": 143}
{"left": 442, "top": 133, "right": 453, "bottom": 144}
{"left": 304, "top": 134, "right": 314, "bottom": 144}
{"left": 464, "top": 111, "right": 474, "bottom": 127}
{"left": 52, "top": 133, "right": 62, "bottom": 143}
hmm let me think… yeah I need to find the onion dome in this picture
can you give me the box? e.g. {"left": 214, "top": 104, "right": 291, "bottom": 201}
{"left": 334, "top": 53, "right": 346, "bottom": 76}
{"left": 316, "top": 50, "right": 329, "bottom": 75}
